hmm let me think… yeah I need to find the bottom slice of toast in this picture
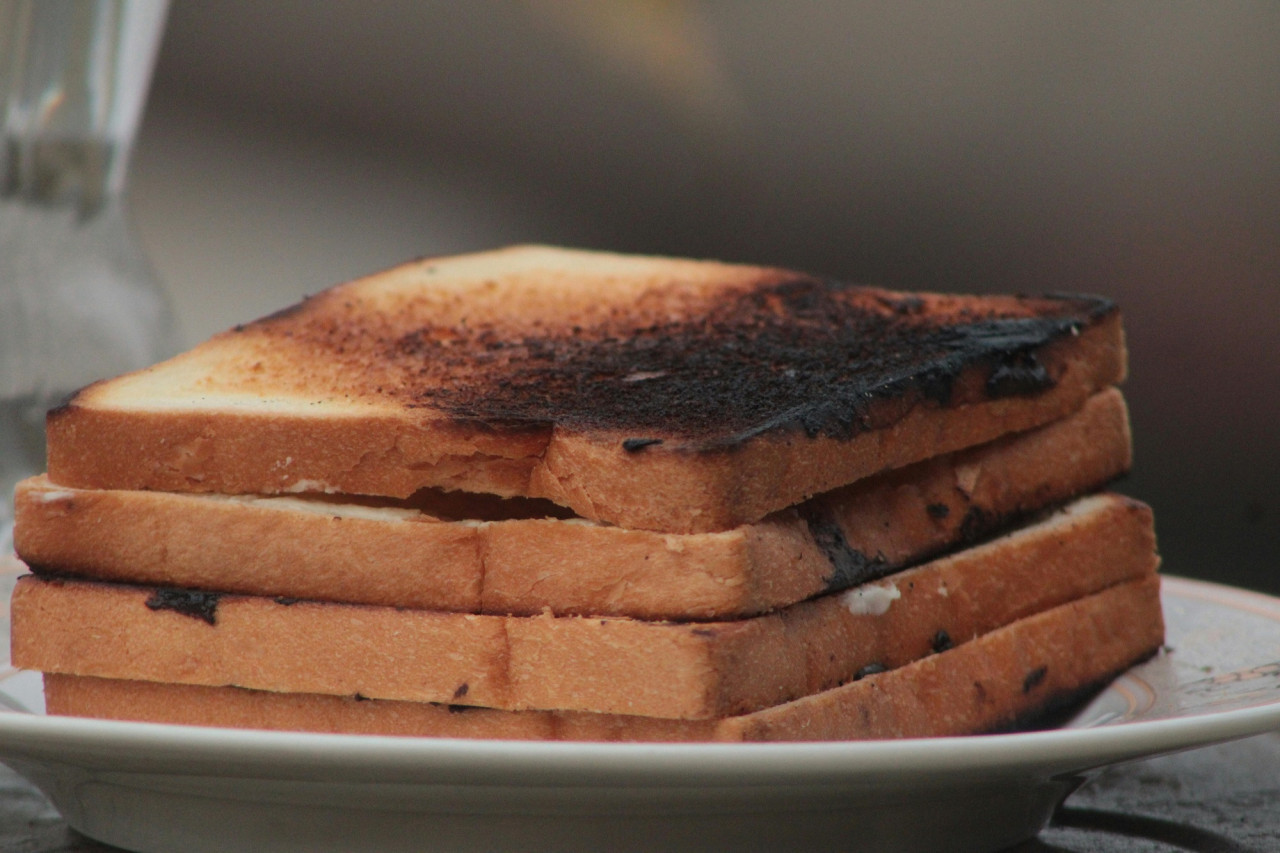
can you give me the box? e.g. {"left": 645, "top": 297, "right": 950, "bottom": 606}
{"left": 42, "top": 575, "right": 1163, "bottom": 741}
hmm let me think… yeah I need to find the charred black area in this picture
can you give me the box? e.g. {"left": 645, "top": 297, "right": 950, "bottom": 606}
{"left": 994, "top": 646, "right": 1162, "bottom": 733}
{"left": 1023, "top": 666, "right": 1049, "bottom": 693}
{"left": 958, "top": 505, "right": 998, "bottom": 543}
{"left": 799, "top": 503, "right": 891, "bottom": 592}
{"left": 932, "top": 629, "right": 954, "bottom": 653}
{"left": 854, "top": 662, "right": 889, "bottom": 680}
{"left": 989, "top": 680, "right": 1105, "bottom": 733}
{"left": 622, "top": 437, "right": 664, "bottom": 452}
{"left": 145, "top": 587, "right": 221, "bottom": 625}
{"left": 986, "top": 350, "right": 1051, "bottom": 397}
{"left": 323, "top": 274, "right": 1111, "bottom": 444}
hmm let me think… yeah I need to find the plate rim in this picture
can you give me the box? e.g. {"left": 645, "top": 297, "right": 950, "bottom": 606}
{"left": 1, "top": 575, "right": 1279, "bottom": 788}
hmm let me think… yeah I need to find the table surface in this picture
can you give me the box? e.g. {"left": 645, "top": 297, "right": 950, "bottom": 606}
{"left": 2, "top": 731, "right": 1277, "bottom": 852}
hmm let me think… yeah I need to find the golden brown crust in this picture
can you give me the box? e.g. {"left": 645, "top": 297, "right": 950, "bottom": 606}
{"left": 17, "top": 389, "right": 1132, "bottom": 619}
{"left": 43, "top": 245, "right": 1126, "bottom": 533}
{"left": 12, "top": 494, "right": 1157, "bottom": 719}
{"left": 41, "top": 575, "right": 1163, "bottom": 741}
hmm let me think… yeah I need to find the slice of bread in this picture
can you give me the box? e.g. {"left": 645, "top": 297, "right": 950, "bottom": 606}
{"left": 44, "top": 246, "right": 1126, "bottom": 533}
{"left": 15, "top": 388, "right": 1132, "bottom": 619}
{"left": 41, "top": 574, "right": 1163, "bottom": 741}
{"left": 11, "top": 494, "right": 1157, "bottom": 720}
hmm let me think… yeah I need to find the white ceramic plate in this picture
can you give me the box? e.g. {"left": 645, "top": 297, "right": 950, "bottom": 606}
{"left": 1, "top": 574, "right": 1279, "bottom": 853}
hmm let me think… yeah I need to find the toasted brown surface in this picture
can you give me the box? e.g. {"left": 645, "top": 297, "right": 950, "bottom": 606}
{"left": 44, "top": 245, "right": 1127, "bottom": 532}
{"left": 12, "top": 494, "right": 1157, "bottom": 719}
{"left": 41, "top": 575, "right": 1163, "bottom": 741}
{"left": 16, "top": 389, "right": 1132, "bottom": 619}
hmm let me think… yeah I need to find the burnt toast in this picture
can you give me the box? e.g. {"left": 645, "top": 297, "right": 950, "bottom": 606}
{"left": 16, "top": 388, "right": 1131, "bottom": 619}
{"left": 44, "top": 246, "right": 1126, "bottom": 533}
{"left": 12, "top": 494, "right": 1157, "bottom": 720}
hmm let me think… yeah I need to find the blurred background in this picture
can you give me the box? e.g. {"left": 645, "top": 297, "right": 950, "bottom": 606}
{"left": 127, "top": 1, "right": 1276, "bottom": 592}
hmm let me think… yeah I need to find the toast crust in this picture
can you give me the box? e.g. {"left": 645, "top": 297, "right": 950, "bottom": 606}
{"left": 11, "top": 494, "right": 1158, "bottom": 719}
{"left": 41, "top": 575, "right": 1163, "bottom": 741}
{"left": 43, "top": 246, "right": 1127, "bottom": 533}
{"left": 17, "top": 389, "right": 1132, "bottom": 619}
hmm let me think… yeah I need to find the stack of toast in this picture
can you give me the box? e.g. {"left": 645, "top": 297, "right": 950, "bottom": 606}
{"left": 8, "top": 245, "right": 1162, "bottom": 741}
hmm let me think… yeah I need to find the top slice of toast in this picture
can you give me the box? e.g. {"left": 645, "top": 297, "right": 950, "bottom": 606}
{"left": 46, "top": 245, "right": 1126, "bottom": 532}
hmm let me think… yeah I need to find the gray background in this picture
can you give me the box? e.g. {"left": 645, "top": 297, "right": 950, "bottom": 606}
{"left": 128, "top": 1, "right": 1278, "bottom": 593}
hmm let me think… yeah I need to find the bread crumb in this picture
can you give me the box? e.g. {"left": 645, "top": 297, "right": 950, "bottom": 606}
{"left": 840, "top": 581, "right": 900, "bottom": 616}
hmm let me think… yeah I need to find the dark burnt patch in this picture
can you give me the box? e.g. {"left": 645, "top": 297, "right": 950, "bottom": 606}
{"left": 986, "top": 350, "right": 1051, "bottom": 397}
{"left": 271, "top": 272, "right": 1112, "bottom": 445}
{"left": 800, "top": 503, "right": 890, "bottom": 592}
{"left": 854, "top": 662, "right": 889, "bottom": 680}
{"left": 958, "top": 505, "right": 997, "bottom": 543}
{"left": 45, "top": 387, "right": 92, "bottom": 421}
{"left": 996, "top": 646, "right": 1161, "bottom": 733}
{"left": 622, "top": 437, "right": 664, "bottom": 452}
{"left": 145, "top": 587, "right": 221, "bottom": 625}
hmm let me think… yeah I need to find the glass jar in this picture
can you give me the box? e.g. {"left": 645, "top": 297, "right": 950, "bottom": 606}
{"left": 1, "top": 0, "right": 176, "bottom": 553}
